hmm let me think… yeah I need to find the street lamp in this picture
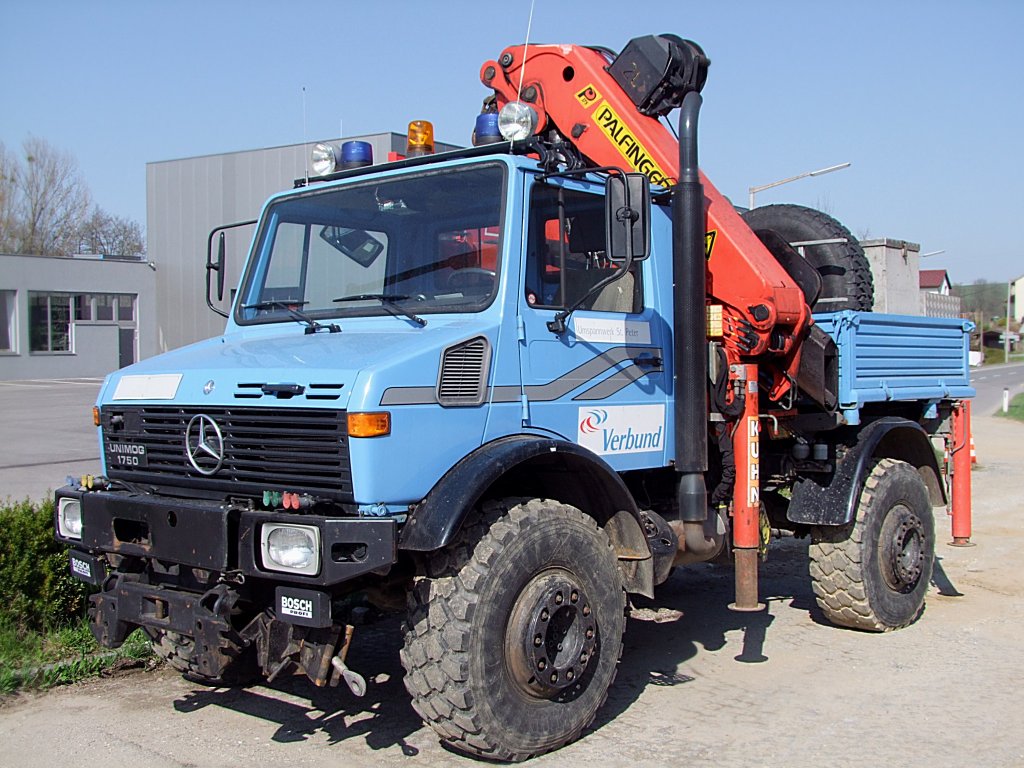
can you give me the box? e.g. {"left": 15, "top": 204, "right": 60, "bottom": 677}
{"left": 748, "top": 162, "right": 851, "bottom": 210}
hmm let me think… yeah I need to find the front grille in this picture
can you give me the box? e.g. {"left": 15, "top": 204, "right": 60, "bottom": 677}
{"left": 102, "top": 406, "right": 352, "bottom": 500}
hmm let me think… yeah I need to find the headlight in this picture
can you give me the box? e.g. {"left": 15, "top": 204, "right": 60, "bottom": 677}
{"left": 311, "top": 143, "right": 339, "bottom": 176}
{"left": 498, "top": 101, "right": 538, "bottom": 142}
{"left": 57, "top": 498, "right": 83, "bottom": 540}
{"left": 261, "top": 523, "right": 320, "bottom": 575}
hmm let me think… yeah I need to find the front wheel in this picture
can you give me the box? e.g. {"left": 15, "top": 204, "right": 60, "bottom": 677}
{"left": 809, "top": 458, "right": 935, "bottom": 631}
{"left": 401, "top": 498, "right": 626, "bottom": 762}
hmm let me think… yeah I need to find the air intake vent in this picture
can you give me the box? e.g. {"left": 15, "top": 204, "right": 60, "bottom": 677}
{"left": 436, "top": 336, "right": 491, "bottom": 407}
{"left": 233, "top": 382, "right": 344, "bottom": 401}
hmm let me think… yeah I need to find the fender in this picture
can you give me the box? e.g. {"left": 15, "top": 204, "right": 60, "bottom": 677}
{"left": 399, "top": 434, "right": 643, "bottom": 552}
{"left": 787, "top": 417, "right": 946, "bottom": 527}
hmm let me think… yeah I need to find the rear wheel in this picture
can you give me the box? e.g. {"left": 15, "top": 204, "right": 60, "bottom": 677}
{"left": 809, "top": 459, "right": 935, "bottom": 631}
{"left": 401, "top": 498, "right": 626, "bottom": 762}
{"left": 742, "top": 203, "right": 874, "bottom": 312}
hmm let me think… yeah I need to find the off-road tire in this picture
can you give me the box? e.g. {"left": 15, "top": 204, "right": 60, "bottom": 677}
{"left": 742, "top": 203, "right": 874, "bottom": 312}
{"left": 401, "top": 497, "right": 626, "bottom": 762}
{"left": 145, "top": 628, "right": 258, "bottom": 686}
{"left": 809, "top": 459, "right": 935, "bottom": 631}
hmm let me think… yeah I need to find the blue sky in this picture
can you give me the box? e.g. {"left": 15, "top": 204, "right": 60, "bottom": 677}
{"left": 2, "top": 0, "right": 1021, "bottom": 282}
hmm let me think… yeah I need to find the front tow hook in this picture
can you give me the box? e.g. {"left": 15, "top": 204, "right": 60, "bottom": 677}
{"left": 331, "top": 655, "right": 367, "bottom": 697}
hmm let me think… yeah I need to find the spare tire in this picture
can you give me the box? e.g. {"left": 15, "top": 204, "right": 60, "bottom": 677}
{"left": 742, "top": 203, "right": 874, "bottom": 312}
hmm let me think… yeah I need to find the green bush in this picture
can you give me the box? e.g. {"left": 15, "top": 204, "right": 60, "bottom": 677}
{"left": 0, "top": 499, "right": 92, "bottom": 631}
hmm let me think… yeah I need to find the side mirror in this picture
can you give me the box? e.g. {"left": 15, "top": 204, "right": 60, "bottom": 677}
{"left": 605, "top": 173, "right": 651, "bottom": 262}
{"left": 216, "top": 232, "right": 226, "bottom": 301}
{"left": 206, "top": 219, "right": 257, "bottom": 318}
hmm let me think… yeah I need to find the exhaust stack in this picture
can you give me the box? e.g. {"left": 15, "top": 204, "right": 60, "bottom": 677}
{"left": 672, "top": 90, "right": 709, "bottom": 533}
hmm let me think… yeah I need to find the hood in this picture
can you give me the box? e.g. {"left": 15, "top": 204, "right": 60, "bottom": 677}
{"left": 103, "top": 319, "right": 490, "bottom": 409}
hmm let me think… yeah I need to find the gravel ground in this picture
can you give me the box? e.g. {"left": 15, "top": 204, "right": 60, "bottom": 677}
{"left": 1, "top": 413, "right": 1022, "bottom": 768}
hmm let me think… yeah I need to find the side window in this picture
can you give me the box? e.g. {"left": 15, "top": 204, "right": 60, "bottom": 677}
{"left": 525, "top": 183, "right": 642, "bottom": 314}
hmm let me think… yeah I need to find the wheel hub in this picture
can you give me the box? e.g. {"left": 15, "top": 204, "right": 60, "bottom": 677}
{"left": 506, "top": 570, "right": 598, "bottom": 699}
{"left": 881, "top": 506, "right": 925, "bottom": 592}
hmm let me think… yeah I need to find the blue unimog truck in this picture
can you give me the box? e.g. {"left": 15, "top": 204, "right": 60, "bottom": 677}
{"left": 55, "top": 35, "right": 974, "bottom": 761}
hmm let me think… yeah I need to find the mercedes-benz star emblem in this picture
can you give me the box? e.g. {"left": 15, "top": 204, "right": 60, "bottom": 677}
{"left": 185, "top": 414, "right": 224, "bottom": 475}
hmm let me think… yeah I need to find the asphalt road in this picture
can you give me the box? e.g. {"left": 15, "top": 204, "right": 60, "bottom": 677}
{"left": 0, "top": 378, "right": 103, "bottom": 504}
{"left": 972, "top": 360, "right": 1024, "bottom": 416}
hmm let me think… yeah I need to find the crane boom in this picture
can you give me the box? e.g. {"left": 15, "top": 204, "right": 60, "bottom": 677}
{"left": 481, "top": 38, "right": 813, "bottom": 400}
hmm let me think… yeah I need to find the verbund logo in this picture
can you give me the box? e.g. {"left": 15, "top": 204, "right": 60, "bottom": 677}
{"left": 579, "top": 409, "right": 608, "bottom": 434}
{"left": 577, "top": 404, "right": 665, "bottom": 456}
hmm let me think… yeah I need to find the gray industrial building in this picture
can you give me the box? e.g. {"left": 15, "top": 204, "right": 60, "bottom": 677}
{"left": 0, "top": 253, "right": 158, "bottom": 379}
{"left": 147, "top": 132, "right": 459, "bottom": 353}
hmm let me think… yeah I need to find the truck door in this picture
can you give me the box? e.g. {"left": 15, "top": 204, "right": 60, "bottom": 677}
{"left": 517, "top": 176, "right": 669, "bottom": 470}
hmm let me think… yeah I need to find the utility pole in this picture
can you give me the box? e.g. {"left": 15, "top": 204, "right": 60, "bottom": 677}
{"left": 1006, "top": 279, "right": 1013, "bottom": 364}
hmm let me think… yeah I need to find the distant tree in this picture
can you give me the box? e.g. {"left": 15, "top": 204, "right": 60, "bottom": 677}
{"left": 12, "top": 136, "right": 92, "bottom": 256}
{"left": 0, "top": 136, "right": 144, "bottom": 258}
{"left": 0, "top": 142, "right": 19, "bottom": 253}
{"left": 79, "top": 207, "right": 145, "bottom": 257}
{"left": 953, "top": 279, "right": 1008, "bottom": 326}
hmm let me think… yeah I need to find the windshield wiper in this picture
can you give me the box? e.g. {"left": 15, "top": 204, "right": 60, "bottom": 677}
{"left": 333, "top": 293, "right": 427, "bottom": 327}
{"left": 241, "top": 300, "right": 341, "bottom": 334}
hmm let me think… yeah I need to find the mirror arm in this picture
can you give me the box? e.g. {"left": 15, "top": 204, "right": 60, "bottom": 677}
{"left": 546, "top": 253, "right": 633, "bottom": 335}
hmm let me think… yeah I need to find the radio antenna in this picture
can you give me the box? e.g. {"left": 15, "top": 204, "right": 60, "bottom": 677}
{"left": 515, "top": 0, "right": 537, "bottom": 102}
{"left": 302, "top": 86, "right": 309, "bottom": 185}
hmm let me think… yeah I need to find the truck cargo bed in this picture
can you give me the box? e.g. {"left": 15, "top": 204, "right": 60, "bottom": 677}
{"left": 813, "top": 311, "right": 975, "bottom": 424}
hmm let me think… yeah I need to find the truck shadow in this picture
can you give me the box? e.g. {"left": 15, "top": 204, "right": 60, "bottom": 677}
{"left": 592, "top": 534, "right": 819, "bottom": 732}
{"left": 170, "top": 535, "right": 960, "bottom": 754}
{"left": 172, "top": 615, "right": 425, "bottom": 756}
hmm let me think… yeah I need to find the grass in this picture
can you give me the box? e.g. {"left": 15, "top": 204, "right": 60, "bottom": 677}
{"left": 0, "top": 616, "right": 152, "bottom": 694}
{"left": 997, "top": 392, "right": 1024, "bottom": 422}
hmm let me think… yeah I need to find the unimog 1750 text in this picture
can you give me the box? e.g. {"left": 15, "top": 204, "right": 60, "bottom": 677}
{"left": 55, "top": 34, "right": 974, "bottom": 761}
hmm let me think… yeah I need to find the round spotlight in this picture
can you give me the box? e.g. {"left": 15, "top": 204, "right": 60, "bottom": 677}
{"left": 497, "top": 102, "right": 538, "bottom": 142}
{"left": 311, "top": 143, "right": 339, "bottom": 176}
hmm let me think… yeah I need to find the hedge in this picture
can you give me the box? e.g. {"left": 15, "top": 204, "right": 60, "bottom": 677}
{"left": 0, "top": 499, "right": 92, "bottom": 631}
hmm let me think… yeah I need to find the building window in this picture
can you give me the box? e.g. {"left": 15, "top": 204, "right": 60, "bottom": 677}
{"left": 0, "top": 290, "right": 15, "bottom": 352}
{"left": 94, "top": 294, "right": 115, "bottom": 321}
{"left": 117, "top": 294, "right": 135, "bottom": 322}
{"left": 29, "top": 292, "right": 73, "bottom": 353}
{"left": 78, "top": 293, "right": 135, "bottom": 323}
{"left": 74, "top": 295, "right": 92, "bottom": 321}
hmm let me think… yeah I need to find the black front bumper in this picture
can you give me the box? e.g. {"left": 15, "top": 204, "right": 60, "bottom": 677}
{"left": 55, "top": 486, "right": 398, "bottom": 586}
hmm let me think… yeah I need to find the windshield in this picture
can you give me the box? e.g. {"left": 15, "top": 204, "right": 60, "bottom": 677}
{"left": 236, "top": 163, "right": 506, "bottom": 326}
